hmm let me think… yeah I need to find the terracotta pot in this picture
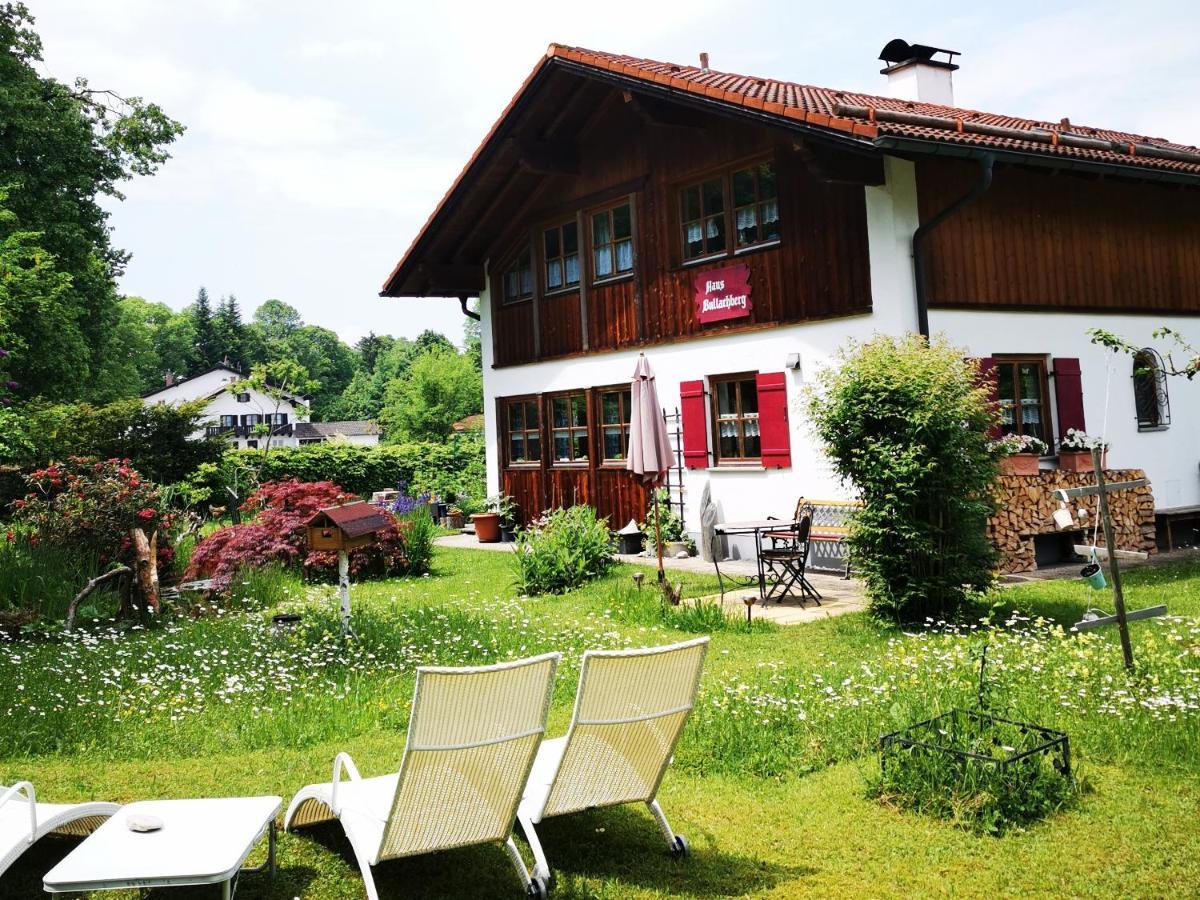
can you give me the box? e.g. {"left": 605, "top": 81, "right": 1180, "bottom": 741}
{"left": 999, "top": 454, "right": 1040, "bottom": 476}
{"left": 1058, "top": 450, "right": 1106, "bottom": 473}
{"left": 471, "top": 512, "right": 501, "bottom": 543}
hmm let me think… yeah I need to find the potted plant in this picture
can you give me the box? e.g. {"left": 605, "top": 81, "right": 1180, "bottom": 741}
{"left": 491, "top": 494, "right": 519, "bottom": 542}
{"left": 472, "top": 494, "right": 513, "bottom": 544}
{"left": 444, "top": 506, "right": 465, "bottom": 530}
{"left": 641, "top": 489, "right": 691, "bottom": 557}
{"left": 991, "top": 434, "right": 1048, "bottom": 476}
{"left": 1057, "top": 429, "right": 1108, "bottom": 473}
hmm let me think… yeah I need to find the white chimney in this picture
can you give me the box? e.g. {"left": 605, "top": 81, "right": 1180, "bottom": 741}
{"left": 878, "top": 39, "right": 959, "bottom": 106}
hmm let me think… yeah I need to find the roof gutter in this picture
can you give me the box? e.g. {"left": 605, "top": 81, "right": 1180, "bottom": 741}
{"left": 911, "top": 151, "right": 994, "bottom": 338}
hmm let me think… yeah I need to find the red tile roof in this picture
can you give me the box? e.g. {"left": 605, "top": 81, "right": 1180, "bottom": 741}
{"left": 548, "top": 44, "right": 1200, "bottom": 176}
{"left": 381, "top": 43, "right": 1200, "bottom": 297}
{"left": 308, "top": 502, "right": 392, "bottom": 538}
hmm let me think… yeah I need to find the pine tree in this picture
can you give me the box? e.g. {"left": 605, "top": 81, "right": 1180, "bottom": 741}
{"left": 215, "top": 294, "right": 245, "bottom": 370}
{"left": 190, "top": 286, "right": 220, "bottom": 374}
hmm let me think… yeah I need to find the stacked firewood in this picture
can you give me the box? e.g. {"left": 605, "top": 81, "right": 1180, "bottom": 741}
{"left": 987, "top": 469, "right": 1157, "bottom": 574}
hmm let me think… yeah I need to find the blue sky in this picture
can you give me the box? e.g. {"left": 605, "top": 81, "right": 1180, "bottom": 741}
{"left": 27, "top": 0, "right": 1200, "bottom": 346}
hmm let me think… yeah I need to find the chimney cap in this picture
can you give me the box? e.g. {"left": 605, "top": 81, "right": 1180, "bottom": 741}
{"left": 878, "top": 39, "right": 959, "bottom": 73}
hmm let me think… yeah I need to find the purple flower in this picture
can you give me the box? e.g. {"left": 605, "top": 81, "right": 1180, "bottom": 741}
{"left": 4, "top": 381, "right": 18, "bottom": 391}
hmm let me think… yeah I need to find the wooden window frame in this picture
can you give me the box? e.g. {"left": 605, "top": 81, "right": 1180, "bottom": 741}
{"left": 547, "top": 390, "right": 590, "bottom": 468}
{"left": 709, "top": 373, "right": 761, "bottom": 466}
{"left": 731, "top": 161, "right": 781, "bottom": 253}
{"left": 498, "top": 244, "right": 534, "bottom": 305}
{"left": 541, "top": 219, "right": 580, "bottom": 297}
{"left": 503, "top": 396, "right": 543, "bottom": 468}
{"left": 676, "top": 156, "right": 781, "bottom": 267}
{"left": 995, "top": 356, "right": 1052, "bottom": 447}
{"left": 596, "top": 385, "right": 633, "bottom": 467}
{"left": 589, "top": 200, "right": 635, "bottom": 286}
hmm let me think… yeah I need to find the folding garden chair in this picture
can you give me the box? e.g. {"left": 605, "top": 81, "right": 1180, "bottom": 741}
{"left": 760, "top": 513, "right": 821, "bottom": 605}
{"left": 284, "top": 652, "right": 560, "bottom": 899}
{"left": 0, "top": 782, "right": 119, "bottom": 880}
{"left": 516, "top": 638, "right": 709, "bottom": 886}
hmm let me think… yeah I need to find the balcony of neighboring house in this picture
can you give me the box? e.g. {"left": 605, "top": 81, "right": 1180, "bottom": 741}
{"left": 207, "top": 415, "right": 293, "bottom": 440}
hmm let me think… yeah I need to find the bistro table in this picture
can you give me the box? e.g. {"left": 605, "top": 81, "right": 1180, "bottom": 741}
{"left": 712, "top": 519, "right": 821, "bottom": 605}
{"left": 43, "top": 796, "right": 280, "bottom": 899}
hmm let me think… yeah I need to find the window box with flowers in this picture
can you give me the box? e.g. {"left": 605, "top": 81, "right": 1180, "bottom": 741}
{"left": 1057, "top": 429, "right": 1108, "bottom": 473}
{"left": 991, "top": 434, "right": 1049, "bottom": 475}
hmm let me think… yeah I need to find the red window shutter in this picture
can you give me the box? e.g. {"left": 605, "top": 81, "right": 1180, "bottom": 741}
{"left": 971, "top": 357, "right": 1000, "bottom": 439}
{"left": 680, "top": 380, "right": 709, "bottom": 469}
{"left": 1053, "top": 357, "right": 1086, "bottom": 441}
{"left": 755, "top": 372, "right": 792, "bottom": 469}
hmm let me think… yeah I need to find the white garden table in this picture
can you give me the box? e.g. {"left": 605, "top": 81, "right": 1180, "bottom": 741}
{"left": 43, "top": 796, "right": 280, "bottom": 899}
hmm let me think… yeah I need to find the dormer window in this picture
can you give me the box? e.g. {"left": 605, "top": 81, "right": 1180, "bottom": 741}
{"left": 236, "top": 392, "right": 251, "bottom": 403}
{"left": 543, "top": 222, "right": 579, "bottom": 292}
{"left": 591, "top": 202, "right": 634, "bottom": 281}
{"left": 502, "top": 248, "right": 533, "bottom": 303}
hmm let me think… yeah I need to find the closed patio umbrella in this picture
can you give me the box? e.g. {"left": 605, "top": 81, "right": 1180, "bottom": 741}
{"left": 626, "top": 353, "right": 674, "bottom": 584}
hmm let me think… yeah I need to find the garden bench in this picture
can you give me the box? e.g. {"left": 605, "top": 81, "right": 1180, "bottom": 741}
{"left": 767, "top": 498, "right": 862, "bottom": 577}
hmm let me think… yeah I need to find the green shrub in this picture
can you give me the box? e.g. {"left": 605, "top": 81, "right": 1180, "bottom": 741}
{"left": 511, "top": 505, "right": 614, "bottom": 595}
{"left": 640, "top": 488, "right": 686, "bottom": 548}
{"left": 807, "top": 334, "right": 998, "bottom": 622}
{"left": 183, "top": 437, "right": 485, "bottom": 510}
{"left": 0, "top": 399, "right": 224, "bottom": 502}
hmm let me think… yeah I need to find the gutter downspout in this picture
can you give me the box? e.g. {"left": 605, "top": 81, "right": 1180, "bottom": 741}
{"left": 459, "top": 294, "right": 480, "bottom": 321}
{"left": 911, "top": 152, "right": 994, "bottom": 338}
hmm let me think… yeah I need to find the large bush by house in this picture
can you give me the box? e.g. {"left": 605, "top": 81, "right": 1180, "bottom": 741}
{"left": 185, "top": 435, "right": 485, "bottom": 510}
{"left": 511, "top": 505, "right": 614, "bottom": 595}
{"left": 807, "top": 334, "right": 998, "bottom": 622}
{"left": 186, "top": 479, "right": 433, "bottom": 592}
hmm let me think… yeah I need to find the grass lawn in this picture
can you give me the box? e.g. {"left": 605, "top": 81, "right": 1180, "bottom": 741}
{"left": 2, "top": 549, "right": 1199, "bottom": 898}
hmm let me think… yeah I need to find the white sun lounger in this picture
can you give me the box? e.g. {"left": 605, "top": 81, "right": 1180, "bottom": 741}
{"left": 284, "top": 652, "right": 560, "bottom": 899}
{"left": 0, "top": 782, "right": 118, "bottom": 880}
{"left": 516, "top": 637, "right": 709, "bottom": 885}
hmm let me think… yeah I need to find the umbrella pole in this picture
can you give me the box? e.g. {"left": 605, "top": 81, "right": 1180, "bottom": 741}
{"left": 655, "top": 502, "right": 665, "bottom": 584}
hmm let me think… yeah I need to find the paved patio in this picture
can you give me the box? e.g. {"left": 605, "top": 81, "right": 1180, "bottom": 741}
{"left": 435, "top": 532, "right": 867, "bottom": 626}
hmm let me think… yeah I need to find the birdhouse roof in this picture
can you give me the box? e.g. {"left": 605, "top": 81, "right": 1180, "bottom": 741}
{"left": 307, "top": 502, "right": 392, "bottom": 538}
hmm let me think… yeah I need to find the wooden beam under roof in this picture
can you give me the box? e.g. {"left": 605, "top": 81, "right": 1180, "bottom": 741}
{"left": 621, "top": 90, "right": 710, "bottom": 130}
{"left": 792, "top": 138, "right": 885, "bottom": 186}
{"left": 416, "top": 262, "right": 484, "bottom": 295}
{"left": 506, "top": 137, "right": 580, "bottom": 175}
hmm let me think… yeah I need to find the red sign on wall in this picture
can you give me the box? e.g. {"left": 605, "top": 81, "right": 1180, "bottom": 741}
{"left": 693, "top": 264, "right": 752, "bottom": 324}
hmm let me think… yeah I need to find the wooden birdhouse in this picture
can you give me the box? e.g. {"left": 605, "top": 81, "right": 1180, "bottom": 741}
{"left": 306, "top": 502, "right": 391, "bottom": 552}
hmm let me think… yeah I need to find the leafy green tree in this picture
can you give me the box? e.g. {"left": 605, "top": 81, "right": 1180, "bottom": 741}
{"left": 354, "top": 331, "right": 394, "bottom": 373}
{"left": 252, "top": 298, "right": 302, "bottom": 344}
{"left": 277, "top": 325, "right": 356, "bottom": 419}
{"left": 807, "top": 334, "right": 998, "bottom": 622}
{"left": 0, "top": 197, "right": 82, "bottom": 399}
{"left": 0, "top": 4, "right": 183, "bottom": 401}
{"left": 379, "top": 346, "right": 482, "bottom": 441}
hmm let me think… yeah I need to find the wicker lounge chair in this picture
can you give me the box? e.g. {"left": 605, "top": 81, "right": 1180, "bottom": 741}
{"left": 516, "top": 637, "right": 709, "bottom": 885}
{"left": 284, "top": 652, "right": 560, "bottom": 899}
{"left": 0, "top": 782, "right": 118, "bottom": 880}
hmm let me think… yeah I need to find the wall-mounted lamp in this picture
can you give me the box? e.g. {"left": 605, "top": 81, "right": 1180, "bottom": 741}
{"left": 785, "top": 353, "right": 802, "bottom": 373}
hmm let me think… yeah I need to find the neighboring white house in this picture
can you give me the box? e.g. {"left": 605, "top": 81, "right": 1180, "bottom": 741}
{"left": 142, "top": 365, "right": 380, "bottom": 449}
{"left": 381, "top": 41, "right": 1200, "bottom": 565}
